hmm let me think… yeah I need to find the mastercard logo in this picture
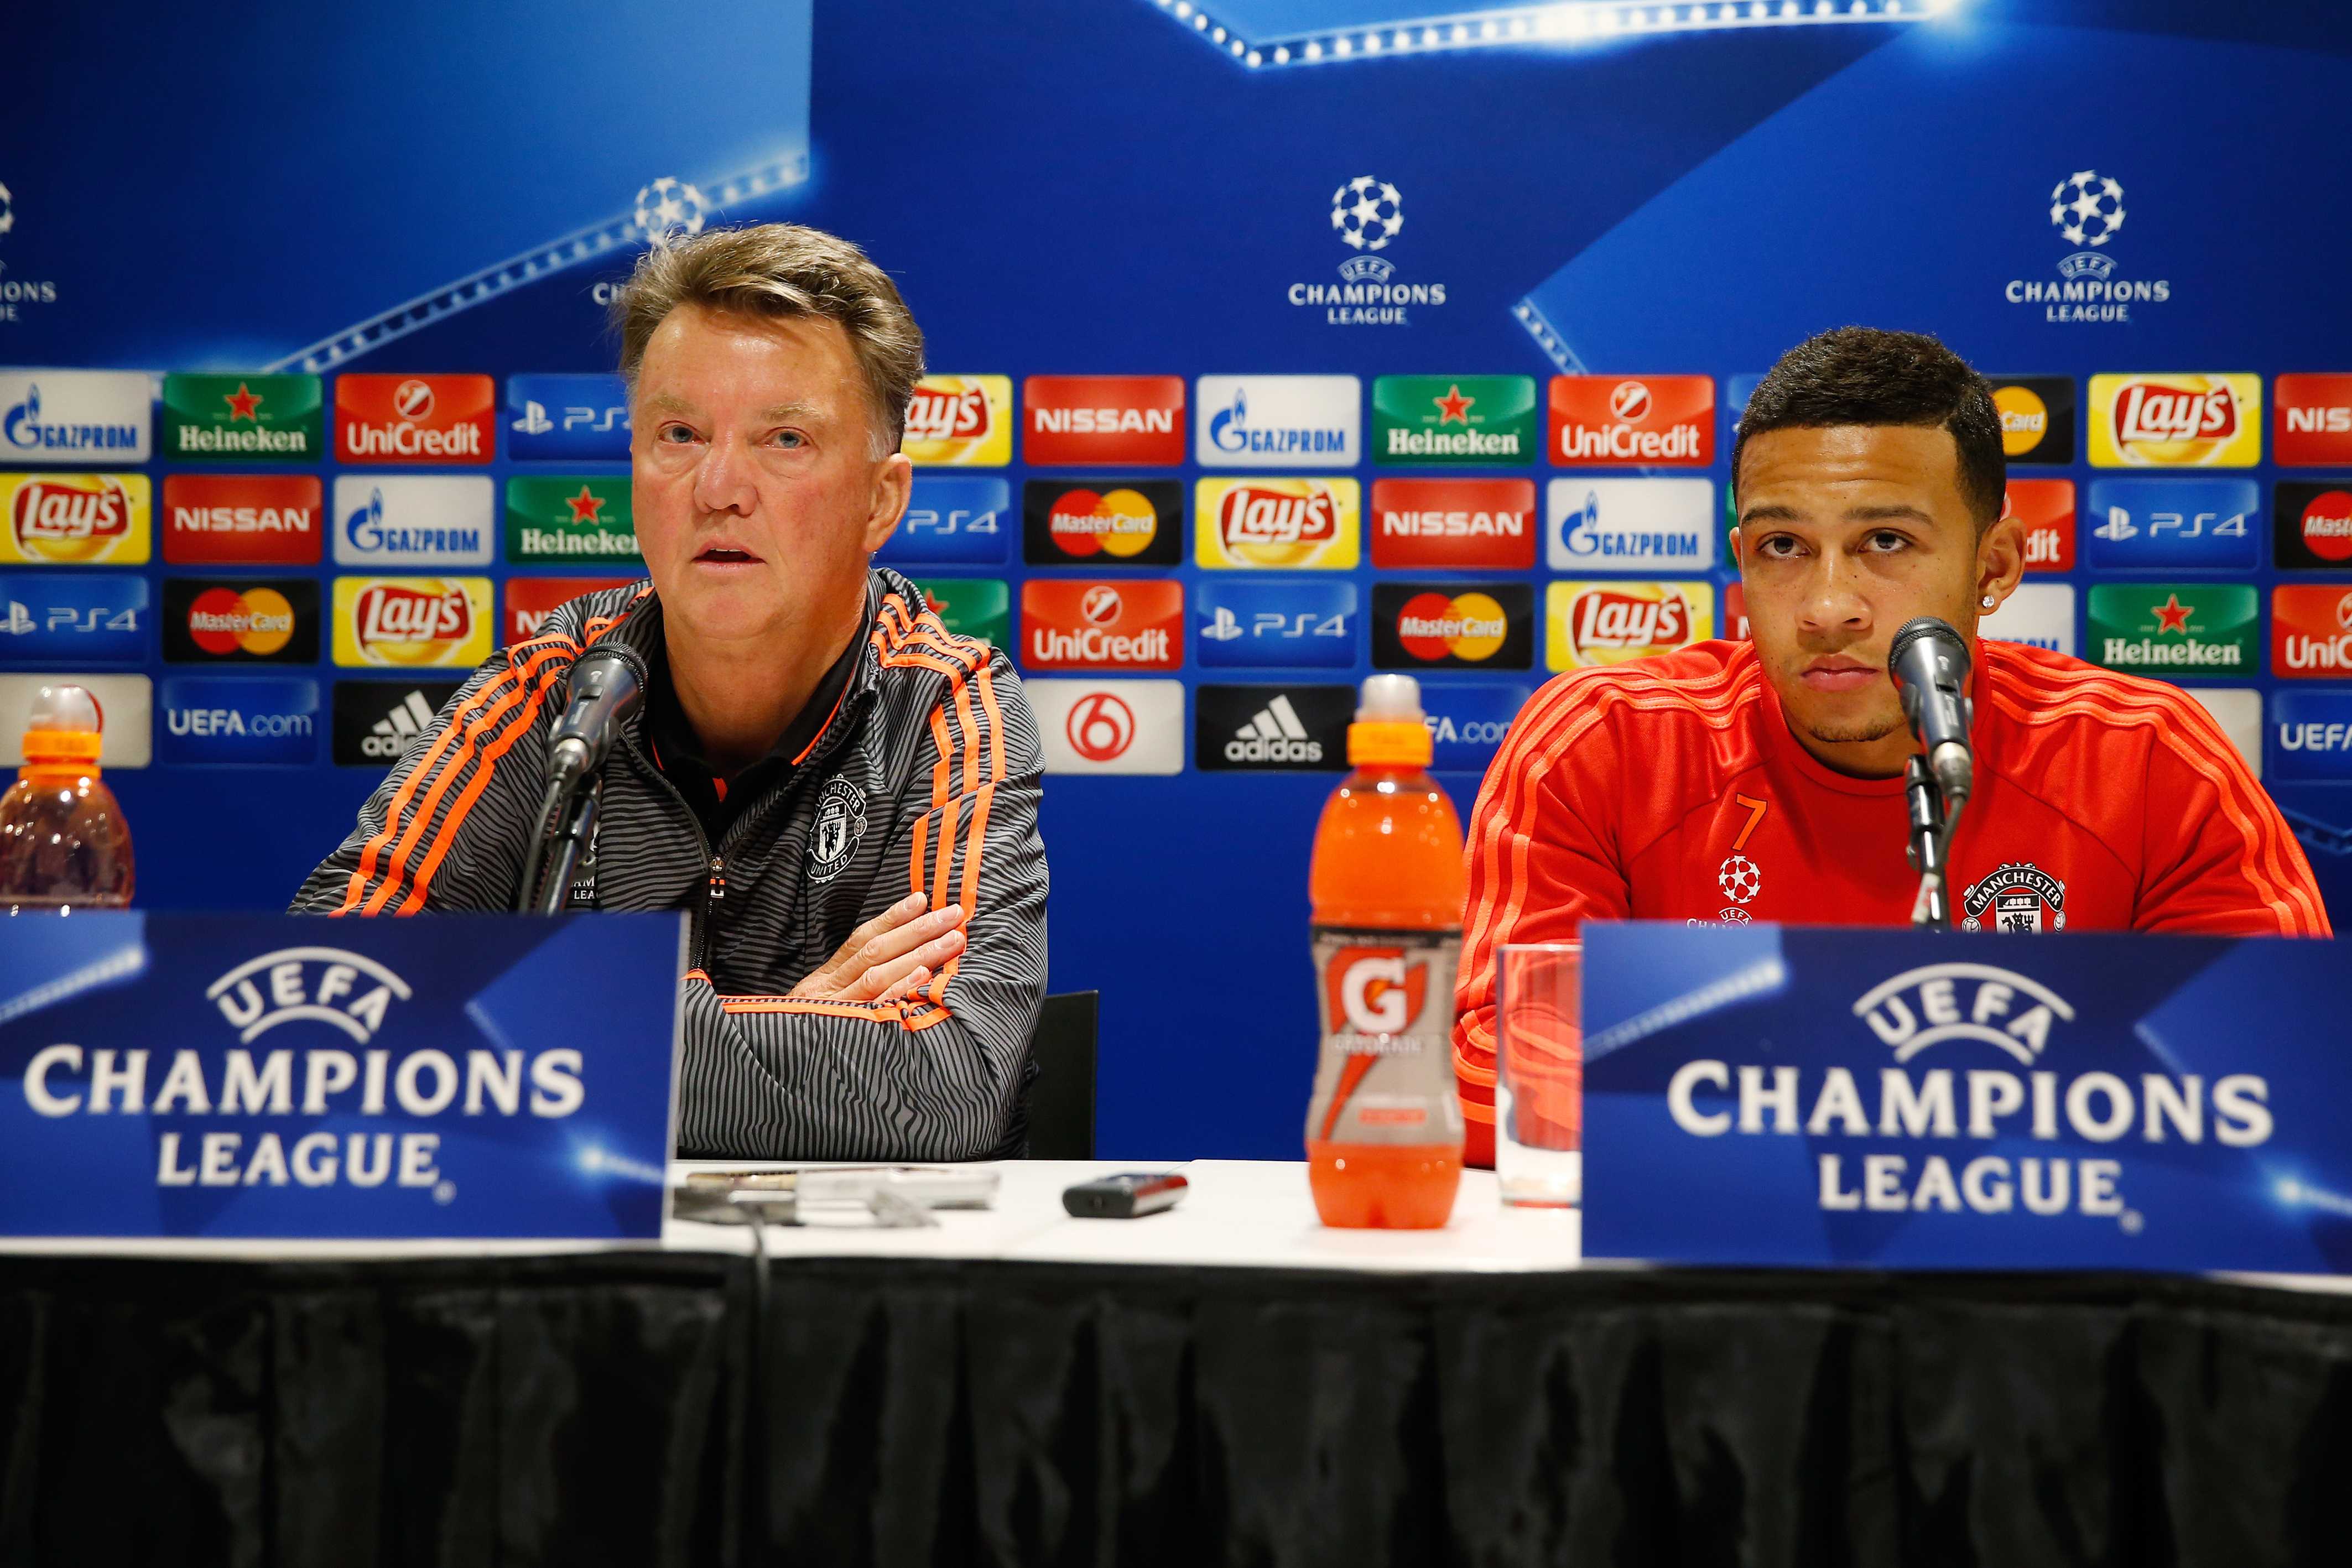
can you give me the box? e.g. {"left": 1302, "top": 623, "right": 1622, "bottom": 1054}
{"left": 1395, "top": 591, "right": 1508, "bottom": 663}
{"left": 187, "top": 586, "right": 297, "bottom": 655}
{"left": 1047, "top": 487, "right": 1161, "bottom": 559}
{"left": 3, "top": 473, "right": 151, "bottom": 565}
{"left": 1994, "top": 385, "right": 2049, "bottom": 457}
{"left": 2303, "top": 490, "right": 2352, "bottom": 564}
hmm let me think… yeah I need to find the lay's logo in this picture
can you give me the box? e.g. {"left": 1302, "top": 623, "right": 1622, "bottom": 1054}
{"left": 1, "top": 473, "right": 152, "bottom": 565}
{"left": 332, "top": 576, "right": 493, "bottom": 669}
{"left": 2089, "top": 374, "right": 2261, "bottom": 468}
{"left": 902, "top": 375, "right": 1012, "bottom": 466}
{"left": 1194, "top": 478, "right": 1360, "bottom": 570}
{"left": 1545, "top": 580, "right": 1713, "bottom": 670}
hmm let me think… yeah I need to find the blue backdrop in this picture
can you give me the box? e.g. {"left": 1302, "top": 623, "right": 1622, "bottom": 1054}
{"left": 4, "top": 0, "right": 2347, "bottom": 1159}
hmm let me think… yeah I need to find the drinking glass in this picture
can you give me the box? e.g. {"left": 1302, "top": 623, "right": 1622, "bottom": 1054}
{"left": 1496, "top": 942, "right": 1581, "bottom": 1207}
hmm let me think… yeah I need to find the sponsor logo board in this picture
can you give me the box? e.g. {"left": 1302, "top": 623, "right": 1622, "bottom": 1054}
{"left": 504, "top": 477, "right": 637, "bottom": 564}
{"left": 2271, "top": 690, "right": 2352, "bottom": 782}
{"left": 1022, "top": 376, "right": 1184, "bottom": 466}
{"left": 0, "top": 473, "right": 150, "bottom": 565}
{"left": 1422, "top": 682, "right": 1529, "bottom": 773}
{"left": 1195, "top": 684, "right": 1351, "bottom": 771}
{"left": 909, "top": 578, "right": 1010, "bottom": 645}
{"left": 1549, "top": 376, "right": 1714, "bottom": 467}
{"left": 2088, "top": 374, "right": 2261, "bottom": 468}
{"left": 903, "top": 375, "right": 1013, "bottom": 466}
{"left": 877, "top": 477, "right": 1010, "bottom": 566}
{"left": 2271, "top": 374, "right": 2352, "bottom": 468}
{"left": 1194, "top": 478, "right": 1360, "bottom": 570}
{"left": 2273, "top": 483, "right": 2352, "bottom": 570}
{"left": 1195, "top": 580, "right": 1356, "bottom": 669}
{"left": 0, "top": 371, "right": 152, "bottom": 463}
{"left": 331, "top": 577, "right": 493, "bottom": 669}
{"left": 1196, "top": 375, "right": 1359, "bottom": 467}
{"left": 2085, "top": 583, "right": 2255, "bottom": 675}
{"left": 333, "top": 476, "right": 493, "bottom": 567}
{"left": 0, "top": 574, "right": 147, "bottom": 663}
{"left": 1373, "top": 581, "right": 1534, "bottom": 670}
{"left": 2271, "top": 585, "right": 2352, "bottom": 679}
{"left": 334, "top": 374, "right": 495, "bottom": 465}
{"left": 2004, "top": 479, "right": 2075, "bottom": 572}
{"left": 1020, "top": 580, "right": 1182, "bottom": 671}
{"left": 1026, "top": 679, "right": 1184, "bottom": 774}
{"left": 332, "top": 680, "right": 461, "bottom": 766}
{"left": 1980, "top": 582, "right": 2077, "bottom": 657}
{"left": 1724, "top": 581, "right": 1749, "bottom": 641}
{"left": 2084, "top": 478, "right": 2258, "bottom": 571}
{"left": 158, "top": 676, "right": 320, "bottom": 766}
{"left": 1370, "top": 376, "right": 1535, "bottom": 466}
{"left": 1543, "top": 581, "right": 1712, "bottom": 670}
{"left": 0, "top": 674, "right": 150, "bottom": 767}
{"left": 2188, "top": 689, "right": 2263, "bottom": 779}
{"left": 162, "top": 578, "right": 319, "bottom": 664}
{"left": 162, "top": 475, "right": 322, "bottom": 566}
{"left": 160, "top": 373, "right": 320, "bottom": 461}
{"left": 1369, "top": 477, "right": 1535, "bottom": 570}
{"left": 1023, "top": 480, "right": 1182, "bottom": 566}
{"left": 1547, "top": 478, "right": 1715, "bottom": 571}
{"left": 504, "top": 577, "right": 631, "bottom": 645}
{"left": 1987, "top": 377, "right": 2075, "bottom": 465}
{"left": 504, "top": 372, "right": 630, "bottom": 462}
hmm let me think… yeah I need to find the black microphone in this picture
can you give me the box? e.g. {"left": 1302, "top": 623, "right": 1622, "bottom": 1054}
{"left": 1887, "top": 617, "right": 1975, "bottom": 804}
{"left": 547, "top": 643, "right": 647, "bottom": 786}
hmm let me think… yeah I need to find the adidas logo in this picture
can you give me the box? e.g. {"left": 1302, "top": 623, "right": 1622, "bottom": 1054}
{"left": 1226, "top": 694, "right": 1324, "bottom": 765}
{"left": 363, "top": 688, "right": 440, "bottom": 758}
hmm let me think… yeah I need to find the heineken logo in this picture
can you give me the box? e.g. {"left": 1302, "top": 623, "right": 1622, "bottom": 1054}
{"left": 504, "top": 477, "right": 638, "bottom": 562}
{"left": 2086, "top": 582, "right": 2255, "bottom": 672}
{"left": 162, "top": 373, "right": 322, "bottom": 460}
{"left": 1371, "top": 375, "right": 1536, "bottom": 466}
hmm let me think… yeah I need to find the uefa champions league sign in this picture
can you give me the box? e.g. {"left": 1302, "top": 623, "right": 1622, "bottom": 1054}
{"left": 1582, "top": 923, "right": 2352, "bottom": 1273}
{"left": 0, "top": 913, "right": 685, "bottom": 1239}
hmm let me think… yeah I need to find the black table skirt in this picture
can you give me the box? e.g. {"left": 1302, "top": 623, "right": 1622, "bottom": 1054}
{"left": 6, "top": 1253, "right": 2352, "bottom": 1567}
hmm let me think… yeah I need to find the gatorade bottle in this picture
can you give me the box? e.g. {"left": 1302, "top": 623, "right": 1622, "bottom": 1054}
{"left": 0, "top": 684, "right": 134, "bottom": 912}
{"left": 1306, "top": 674, "right": 1466, "bottom": 1228}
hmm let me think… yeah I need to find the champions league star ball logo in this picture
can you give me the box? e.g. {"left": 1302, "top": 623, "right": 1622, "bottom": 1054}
{"left": 633, "top": 176, "right": 708, "bottom": 246}
{"left": 2049, "top": 170, "right": 2125, "bottom": 249}
{"left": 1330, "top": 176, "right": 1403, "bottom": 253}
{"left": 0, "top": 180, "right": 13, "bottom": 238}
{"left": 1717, "top": 855, "right": 1762, "bottom": 905}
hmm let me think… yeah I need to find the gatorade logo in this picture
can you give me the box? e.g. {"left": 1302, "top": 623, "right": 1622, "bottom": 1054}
{"left": 1395, "top": 591, "right": 1508, "bottom": 663}
{"left": 1328, "top": 947, "right": 1429, "bottom": 1038}
{"left": 187, "top": 586, "right": 297, "bottom": 656}
{"left": 10, "top": 475, "right": 139, "bottom": 563}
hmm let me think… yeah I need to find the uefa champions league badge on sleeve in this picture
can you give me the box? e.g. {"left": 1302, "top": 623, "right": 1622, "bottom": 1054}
{"left": 0, "top": 911, "right": 686, "bottom": 1240}
{"left": 1579, "top": 922, "right": 2352, "bottom": 1275}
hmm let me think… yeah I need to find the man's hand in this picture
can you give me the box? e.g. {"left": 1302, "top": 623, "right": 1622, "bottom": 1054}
{"left": 788, "top": 893, "right": 968, "bottom": 1002}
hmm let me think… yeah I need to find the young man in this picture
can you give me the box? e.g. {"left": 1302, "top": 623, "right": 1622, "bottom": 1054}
{"left": 1453, "top": 327, "right": 2329, "bottom": 1165}
{"left": 295, "top": 224, "right": 1048, "bottom": 1162}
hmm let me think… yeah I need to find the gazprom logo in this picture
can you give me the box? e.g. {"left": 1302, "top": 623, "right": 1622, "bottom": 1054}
{"left": 206, "top": 947, "right": 413, "bottom": 1043}
{"left": 1853, "top": 963, "right": 2075, "bottom": 1064}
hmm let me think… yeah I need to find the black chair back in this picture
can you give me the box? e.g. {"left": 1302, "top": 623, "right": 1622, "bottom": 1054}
{"left": 1023, "top": 991, "right": 1099, "bottom": 1159}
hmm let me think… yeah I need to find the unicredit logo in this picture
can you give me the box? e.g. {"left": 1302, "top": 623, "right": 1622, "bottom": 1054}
{"left": 336, "top": 373, "right": 494, "bottom": 464}
{"left": 1021, "top": 579, "right": 1183, "bottom": 671}
{"left": 1559, "top": 420, "right": 1701, "bottom": 462}
{"left": 1607, "top": 380, "right": 1651, "bottom": 421}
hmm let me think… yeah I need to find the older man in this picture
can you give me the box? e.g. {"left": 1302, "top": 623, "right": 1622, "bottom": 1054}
{"left": 295, "top": 224, "right": 1049, "bottom": 1161}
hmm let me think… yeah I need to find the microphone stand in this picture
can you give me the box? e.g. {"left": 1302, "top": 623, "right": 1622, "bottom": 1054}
{"left": 516, "top": 767, "right": 601, "bottom": 914}
{"left": 1904, "top": 756, "right": 1962, "bottom": 929}
{"left": 533, "top": 774, "right": 604, "bottom": 915}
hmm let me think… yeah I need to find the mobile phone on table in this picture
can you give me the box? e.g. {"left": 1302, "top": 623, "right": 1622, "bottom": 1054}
{"left": 1062, "top": 1171, "right": 1188, "bottom": 1218}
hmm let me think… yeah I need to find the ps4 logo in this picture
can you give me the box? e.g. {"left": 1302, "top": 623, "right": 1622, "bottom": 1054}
{"left": 1201, "top": 606, "right": 1349, "bottom": 641}
{"left": 510, "top": 400, "right": 628, "bottom": 436}
{"left": 904, "top": 507, "right": 1001, "bottom": 534}
{"left": 2, "top": 601, "right": 139, "bottom": 635}
{"left": 2095, "top": 507, "right": 2247, "bottom": 543}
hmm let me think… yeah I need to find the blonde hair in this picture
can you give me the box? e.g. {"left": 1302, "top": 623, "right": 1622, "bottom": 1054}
{"left": 609, "top": 223, "right": 925, "bottom": 456}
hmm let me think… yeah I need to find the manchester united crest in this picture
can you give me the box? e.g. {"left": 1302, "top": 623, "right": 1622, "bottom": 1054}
{"left": 1960, "top": 861, "right": 2067, "bottom": 933}
{"left": 808, "top": 778, "right": 867, "bottom": 884}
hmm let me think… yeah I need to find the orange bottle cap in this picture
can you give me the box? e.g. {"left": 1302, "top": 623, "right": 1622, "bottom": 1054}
{"left": 1347, "top": 720, "right": 1432, "bottom": 768}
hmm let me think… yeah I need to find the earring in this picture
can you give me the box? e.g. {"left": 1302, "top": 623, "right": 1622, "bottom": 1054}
{"left": 1980, "top": 594, "right": 1997, "bottom": 610}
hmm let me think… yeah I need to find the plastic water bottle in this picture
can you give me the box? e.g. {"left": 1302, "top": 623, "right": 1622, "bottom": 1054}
{"left": 0, "top": 684, "right": 134, "bottom": 912}
{"left": 1305, "top": 674, "right": 1466, "bottom": 1228}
